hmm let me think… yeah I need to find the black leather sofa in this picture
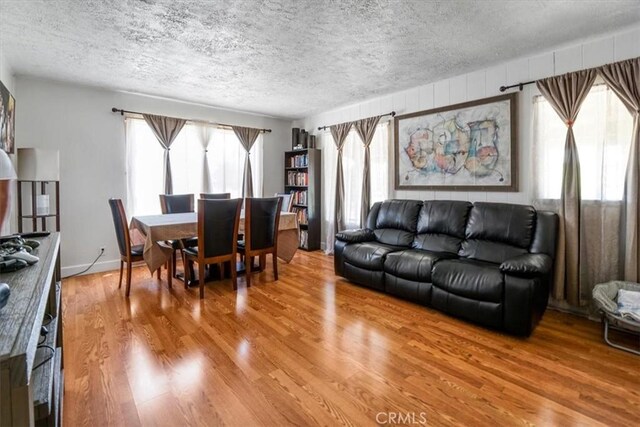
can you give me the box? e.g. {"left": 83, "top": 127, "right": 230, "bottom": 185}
{"left": 334, "top": 200, "right": 558, "bottom": 336}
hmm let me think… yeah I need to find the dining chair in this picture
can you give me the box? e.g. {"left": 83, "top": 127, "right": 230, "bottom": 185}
{"left": 159, "top": 193, "right": 195, "bottom": 213}
{"left": 200, "top": 192, "right": 231, "bottom": 200}
{"left": 109, "top": 198, "right": 170, "bottom": 296}
{"left": 238, "top": 197, "right": 282, "bottom": 287}
{"left": 274, "top": 192, "right": 294, "bottom": 212}
{"left": 183, "top": 198, "right": 242, "bottom": 298}
{"left": 159, "top": 193, "right": 196, "bottom": 277}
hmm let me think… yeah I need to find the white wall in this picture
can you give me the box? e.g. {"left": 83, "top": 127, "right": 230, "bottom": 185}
{"left": 15, "top": 77, "right": 291, "bottom": 276}
{"left": 295, "top": 25, "right": 640, "bottom": 215}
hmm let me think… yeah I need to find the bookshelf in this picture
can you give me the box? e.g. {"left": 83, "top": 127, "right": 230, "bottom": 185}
{"left": 284, "top": 148, "right": 321, "bottom": 251}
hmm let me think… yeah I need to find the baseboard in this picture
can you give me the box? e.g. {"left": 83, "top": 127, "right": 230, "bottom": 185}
{"left": 61, "top": 259, "right": 121, "bottom": 278}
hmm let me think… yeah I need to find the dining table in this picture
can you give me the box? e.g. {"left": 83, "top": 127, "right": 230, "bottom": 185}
{"left": 130, "top": 211, "right": 299, "bottom": 273}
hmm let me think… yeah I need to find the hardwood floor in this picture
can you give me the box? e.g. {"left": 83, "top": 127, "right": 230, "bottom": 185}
{"left": 62, "top": 250, "right": 640, "bottom": 426}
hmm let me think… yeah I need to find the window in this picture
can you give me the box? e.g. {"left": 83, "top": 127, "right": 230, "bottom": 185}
{"left": 322, "top": 122, "right": 390, "bottom": 250}
{"left": 533, "top": 84, "right": 633, "bottom": 201}
{"left": 126, "top": 118, "right": 262, "bottom": 216}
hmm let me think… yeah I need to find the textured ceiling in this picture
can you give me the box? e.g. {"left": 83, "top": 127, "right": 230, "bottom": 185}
{"left": 0, "top": 0, "right": 639, "bottom": 119}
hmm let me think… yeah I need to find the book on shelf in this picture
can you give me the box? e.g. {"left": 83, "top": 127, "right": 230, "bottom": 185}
{"left": 299, "top": 229, "right": 308, "bottom": 248}
{"left": 291, "top": 190, "right": 307, "bottom": 205}
{"left": 287, "top": 171, "right": 309, "bottom": 186}
{"left": 289, "top": 154, "right": 308, "bottom": 168}
{"left": 292, "top": 207, "right": 308, "bottom": 225}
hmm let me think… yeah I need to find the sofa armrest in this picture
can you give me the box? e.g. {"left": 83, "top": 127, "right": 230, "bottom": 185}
{"left": 500, "top": 253, "right": 552, "bottom": 276}
{"left": 335, "top": 229, "right": 376, "bottom": 243}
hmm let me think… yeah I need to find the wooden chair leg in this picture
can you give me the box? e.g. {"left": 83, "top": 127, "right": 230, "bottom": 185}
{"left": 231, "top": 258, "right": 238, "bottom": 290}
{"left": 167, "top": 260, "right": 173, "bottom": 289}
{"left": 172, "top": 251, "right": 177, "bottom": 278}
{"left": 272, "top": 252, "right": 278, "bottom": 281}
{"left": 125, "top": 262, "right": 132, "bottom": 297}
{"left": 118, "top": 260, "right": 124, "bottom": 289}
{"left": 156, "top": 267, "right": 161, "bottom": 279}
{"left": 184, "top": 259, "right": 192, "bottom": 289}
{"left": 245, "top": 254, "right": 251, "bottom": 288}
{"left": 259, "top": 254, "right": 266, "bottom": 271}
{"left": 199, "top": 262, "right": 206, "bottom": 299}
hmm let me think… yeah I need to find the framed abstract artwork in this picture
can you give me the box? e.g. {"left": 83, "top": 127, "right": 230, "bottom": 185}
{"left": 0, "top": 80, "right": 16, "bottom": 154}
{"left": 394, "top": 92, "right": 517, "bottom": 191}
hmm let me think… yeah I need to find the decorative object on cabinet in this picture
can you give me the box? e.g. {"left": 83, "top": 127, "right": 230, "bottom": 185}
{"left": 394, "top": 92, "right": 517, "bottom": 191}
{"left": 284, "top": 147, "right": 321, "bottom": 250}
{"left": 0, "top": 80, "right": 15, "bottom": 154}
{"left": 17, "top": 148, "right": 60, "bottom": 232}
{"left": 0, "top": 149, "right": 16, "bottom": 232}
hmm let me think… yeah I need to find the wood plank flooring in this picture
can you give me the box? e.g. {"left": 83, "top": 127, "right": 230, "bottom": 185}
{"left": 62, "top": 250, "right": 640, "bottom": 426}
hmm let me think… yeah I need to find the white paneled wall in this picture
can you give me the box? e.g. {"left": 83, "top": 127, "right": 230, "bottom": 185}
{"left": 295, "top": 25, "right": 640, "bottom": 213}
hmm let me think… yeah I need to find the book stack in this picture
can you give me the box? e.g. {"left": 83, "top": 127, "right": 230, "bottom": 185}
{"left": 299, "top": 230, "right": 309, "bottom": 249}
{"left": 292, "top": 190, "right": 307, "bottom": 205}
{"left": 287, "top": 171, "right": 308, "bottom": 186}
{"left": 292, "top": 207, "right": 308, "bottom": 225}
{"left": 289, "top": 154, "right": 308, "bottom": 167}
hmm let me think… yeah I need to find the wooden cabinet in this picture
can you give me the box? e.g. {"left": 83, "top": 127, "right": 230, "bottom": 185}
{"left": 284, "top": 148, "right": 321, "bottom": 251}
{"left": 0, "top": 234, "right": 63, "bottom": 426}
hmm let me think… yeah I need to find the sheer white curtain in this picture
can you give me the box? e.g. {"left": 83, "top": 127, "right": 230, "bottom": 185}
{"left": 534, "top": 83, "right": 632, "bottom": 201}
{"left": 533, "top": 83, "right": 633, "bottom": 304}
{"left": 170, "top": 125, "right": 205, "bottom": 197}
{"left": 126, "top": 118, "right": 263, "bottom": 216}
{"left": 322, "top": 122, "right": 390, "bottom": 253}
{"left": 126, "top": 117, "right": 167, "bottom": 216}
{"left": 206, "top": 128, "right": 263, "bottom": 199}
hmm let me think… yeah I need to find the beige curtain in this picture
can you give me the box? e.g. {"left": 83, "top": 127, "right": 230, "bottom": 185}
{"left": 598, "top": 58, "right": 640, "bottom": 282}
{"left": 355, "top": 116, "right": 381, "bottom": 228}
{"left": 330, "top": 122, "right": 354, "bottom": 233}
{"left": 537, "top": 70, "right": 596, "bottom": 306}
{"left": 143, "top": 114, "right": 187, "bottom": 195}
{"left": 232, "top": 126, "right": 261, "bottom": 198}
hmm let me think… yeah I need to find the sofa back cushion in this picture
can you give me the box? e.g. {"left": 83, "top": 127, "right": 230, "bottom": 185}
{"left": 373, "top": 199, "right": 422, "bottom": 246}
{"left": 413, "top": 201, "right": 472, "bottom": 253}
{"left": 460, "top": 202, "right": 536, "bottom": 264}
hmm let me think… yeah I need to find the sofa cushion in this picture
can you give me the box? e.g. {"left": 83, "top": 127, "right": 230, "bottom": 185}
{"left": 342, "top": 242, "right": 404, "bottom": 271}
{"left": 374, "top": 228, "right": 415, "bottom": 247}
{"left": 432, "top": 258, "right": 504, "bottom": 303}
{"left": 375, "top": 199, "right": 422, "bottom": 231}
{"left": 373, "top": 200, "right": 422, "bottom": 246}
{"left": 384, "top": 249, "right": 456, "bottom": 282}
{"left": 412, "top": 200, "right": 472, "bottom": 253}
{"left": 465, "top": 202, "right": 536, "bottom": 248}
{"left": 460, "top": 240, "right": 528, "bottom": 265}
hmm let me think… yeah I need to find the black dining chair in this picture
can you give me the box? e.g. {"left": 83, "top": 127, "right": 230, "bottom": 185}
{"left": 183, "top": 198, "right": 242, "bottom": 298}
{"left": 159, "top": 194, "right": 194, "bottom": 213}
{"left": 109, "top": 198, "right": 168, "bottom": 296}
{"left": 200, "top": 192, "right": 231, "bottom": 200}
{"left": 275, "top": 192, "right": 294, "bottom": 212}
{"left": 238, "top": 197, "right": 282, "bottom": 287}
{"left": 159, "top": 194, "right": 196, "bottom": 277}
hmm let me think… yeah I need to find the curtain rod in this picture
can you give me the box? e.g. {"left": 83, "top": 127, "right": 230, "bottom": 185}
{"left": 110, "top": 108, "right": 272, "bottom": 133}
{"left": 499, "top": 56, "right": 640, "bottom": 93}
{"left": 317, "top": 111, "right": 396, "bottom": 131}
{"left": 499, "top": 81, "right": 535, "bottom": 92}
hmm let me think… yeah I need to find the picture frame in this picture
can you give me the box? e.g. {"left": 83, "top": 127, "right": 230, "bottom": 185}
{"left": 0, "top": 80, "right": 16, "bottom": 154}
{"left": 394, "top": 92, "right": 517, "bottom": 191}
